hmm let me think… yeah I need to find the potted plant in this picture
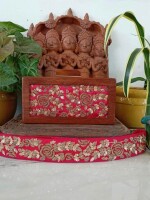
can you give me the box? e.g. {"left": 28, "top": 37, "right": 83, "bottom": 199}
{"left": 115, "top": 77, "right": 147, "bottom": 129}
{"left": 0, "top": 21, "right": 42, "bottom": 125}
{"left": 104, "top": 11, "right": 150, "bottom": 147}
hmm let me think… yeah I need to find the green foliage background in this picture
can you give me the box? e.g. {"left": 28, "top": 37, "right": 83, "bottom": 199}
{"left": 0, "top": 22, "right": 42, "bottom": 92}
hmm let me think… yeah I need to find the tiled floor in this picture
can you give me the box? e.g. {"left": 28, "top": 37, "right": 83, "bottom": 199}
{"left": 0, "top": 150, "right": 150, "bottom": 200}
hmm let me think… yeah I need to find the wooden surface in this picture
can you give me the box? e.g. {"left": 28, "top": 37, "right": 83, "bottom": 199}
{"left": 0, "top": 115, "right": 130, "bottom": 138}
{"left": 22, "top": 77, "right": 116, "bottom": 124}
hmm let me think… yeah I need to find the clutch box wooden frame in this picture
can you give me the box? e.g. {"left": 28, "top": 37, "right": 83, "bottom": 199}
{"left": 22, "top": 77, "right": 116, "bottom": 124}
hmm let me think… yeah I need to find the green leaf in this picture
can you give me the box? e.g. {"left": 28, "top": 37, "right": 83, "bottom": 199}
{"left": 18, "top": 55, "right": 39, "bottom": 77}
{"left": 124, "top": 12, "right": 145, "bottom": 47}
{"left": 0, "top": 73, "right": 17, "bottom": 87}
{"left": 132, "top": 34, "right": 150, "bottom": 47}
{"left": 104, "top": 11, "right": 145, "bottom": 55}
{"left": 116, "top": 77, "right": 146, "bottom": 86}
{"left": 104, "top": 15, "right": 120, "bottom": 55}
{"left": 0, "top": 62, "right": 17, "bottom": 87}
{"left": 14, "top": 32, "right": 24, "bottom": 43}
{"left": 14, "top": 34, "right": 42, "bottom": 56}
{"left": 144, "top": 38, "right": 150, "bottom": 47}
{"left": 0, "top": 21, "right": 27, "bottom": 35}
{"left": 0, "top": 85, "right": 15, "bottom": 93}
{"left": 123, "top": 48, "right": 143, "bottom": 97}
{"left": 5, "top": 56, "right": 16, "bottom": 71}
{"left": 143, "top": 48, "right": 150, "bottom": 80}
{"left": 123, "top": 48, "right": 149, "bottom": 97}
{"left": 0, "top": 34, "right": 14, "bottom": 61}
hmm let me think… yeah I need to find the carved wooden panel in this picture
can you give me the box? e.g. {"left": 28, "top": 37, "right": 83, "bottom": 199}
{"left": 22, "top": 77, "right": 116, "bottom": 124}
{"left": 28, "top": 8, "right": 111, "bottom": 78}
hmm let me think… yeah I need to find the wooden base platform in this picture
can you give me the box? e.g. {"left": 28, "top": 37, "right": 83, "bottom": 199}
{"left": 1, "top": 115, "right": 129, "bottom": 137}
{"left": 0, "top": 115, "right": 146, "bottom": 163}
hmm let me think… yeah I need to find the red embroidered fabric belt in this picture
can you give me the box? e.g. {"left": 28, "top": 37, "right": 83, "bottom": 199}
{"left": 0, "top": 129, "right": 146, "bottom": 163}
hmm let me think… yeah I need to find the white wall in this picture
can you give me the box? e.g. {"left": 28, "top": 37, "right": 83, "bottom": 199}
{"left": 1, "top": 0, "right": 150, "bottom": 85}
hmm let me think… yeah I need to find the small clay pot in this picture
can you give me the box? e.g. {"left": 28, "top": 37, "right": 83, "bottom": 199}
{"left": 116, "top": 87, "right": 146, "bottom": 128}
{"left": 0, "top": 91, "right": 17, "bottom": 126}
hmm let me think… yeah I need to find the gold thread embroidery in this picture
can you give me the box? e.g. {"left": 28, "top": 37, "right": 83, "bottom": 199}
{"left": 0, "top": 135, "right": 146, "bottom": 162}
{"left": 30, "top": 85, "right": 109, "bottom": 118}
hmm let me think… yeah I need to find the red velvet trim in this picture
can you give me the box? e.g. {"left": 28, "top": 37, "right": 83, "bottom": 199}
{"left": 0, "top": 130, "right": 146, "bottom": 163}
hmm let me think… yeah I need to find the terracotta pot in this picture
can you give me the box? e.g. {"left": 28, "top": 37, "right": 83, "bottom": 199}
{"left": 0, "top": 91, "right": 17, "bottom": 126}
{"left": 116, "top": 87, "right": 146, "bottom": 128}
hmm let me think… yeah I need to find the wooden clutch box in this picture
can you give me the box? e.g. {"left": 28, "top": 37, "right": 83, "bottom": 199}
{"left": 22, "top": 77, "right": 116, "bottom": 124}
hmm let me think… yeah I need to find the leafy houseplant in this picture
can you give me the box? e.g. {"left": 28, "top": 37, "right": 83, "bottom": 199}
{"left": 0, "top": 21, "right": 42, "bottom": 125}
{"left": 0, "top": 22, "right": 42, "bottom": 92}
{"left": 104, "top": 11, "right": 150, "bottom": 147}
